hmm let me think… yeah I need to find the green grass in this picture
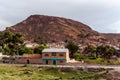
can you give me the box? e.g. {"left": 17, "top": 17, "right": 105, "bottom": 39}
{"left": 74, "top": 53, "right": 120, "bottom": 65}
{"left": 0, "top": 64, "right": 108, "bottom": 80}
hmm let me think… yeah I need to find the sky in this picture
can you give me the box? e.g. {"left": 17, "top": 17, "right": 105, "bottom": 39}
{"left": 0, "top": 0, "right": 120, "bottom": 33}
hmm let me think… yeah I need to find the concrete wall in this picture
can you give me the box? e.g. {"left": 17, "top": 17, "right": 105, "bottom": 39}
{"left": 66, "top": 50, "right": 70, "bottom": 62}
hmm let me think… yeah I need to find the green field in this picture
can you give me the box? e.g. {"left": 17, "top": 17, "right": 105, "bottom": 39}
{"left": 0, "top": 64, "right": 108, "bottom": 80}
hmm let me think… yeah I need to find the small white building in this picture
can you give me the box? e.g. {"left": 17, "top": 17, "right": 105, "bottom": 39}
{"left": 25, "top": 42, "right": 39, "bottom": 48}
{"left": 0, "top": 53, "right": 2, "bottom": 57}
{"left": 0, "top": 53, "right": 9, "bottom": 58}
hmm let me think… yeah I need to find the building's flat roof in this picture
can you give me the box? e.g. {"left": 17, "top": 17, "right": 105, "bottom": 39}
{"left": 42, "top": 48, "right": 68, "bottom": 53}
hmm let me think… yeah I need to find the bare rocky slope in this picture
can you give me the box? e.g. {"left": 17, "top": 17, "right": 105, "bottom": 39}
{"left": 4, "top": 15, "right": 120, "bottom": 47}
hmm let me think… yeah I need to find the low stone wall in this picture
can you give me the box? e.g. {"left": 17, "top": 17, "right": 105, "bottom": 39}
{"left": 15, "top": 58, "right": 42, "bottom": 64}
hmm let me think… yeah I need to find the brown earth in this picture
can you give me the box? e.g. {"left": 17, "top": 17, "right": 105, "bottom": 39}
{"left": 4, "top": 15, "right": 120, "bottom": 46}
{"left": 103, "top": 70, "right": 120, "bottom": 80}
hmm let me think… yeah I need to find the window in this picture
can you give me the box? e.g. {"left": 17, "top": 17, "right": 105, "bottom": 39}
{"left": 52, "top": 52, "right": 56, "bottom": 56}
{"left": 45, "top": 54, "right": 49, "bottom": 56}
{"left": 59, "top": 54, "right": 63, "bottom": 56}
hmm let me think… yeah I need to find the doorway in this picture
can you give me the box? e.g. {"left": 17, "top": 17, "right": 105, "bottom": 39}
{"left": 46, "top": 60, "right": 48, "bottom": 64}
{"left": 53, "top": 60, "right": 56, "bottom": 65}
{"left": 27, "top": 59, "right": 30, "bottom": 64}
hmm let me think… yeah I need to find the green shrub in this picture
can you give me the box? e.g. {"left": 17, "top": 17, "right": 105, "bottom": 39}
{"left": 88, "top": 55, "right": 96, "bottom": 60}
{"left": 74, "top": 53, "right": 89, "bottom": 61}
{"left": 79, "top": 54, "right": 88, "bottom": 60}
{"left": 111, "top": 60, "right": 120, "bottom": 65}
{"left": 84, "top": 58, "right": 104, "bottom": 64}
{"left": 73, "top": 53, "right": 80, "bottom": 61}
{"left": 103, "top": 60, "right": 108, "bottom": 65}
{"left": 22, "top": 64, "right": 28, "bottom": 67}
{"left": 96, "top": 58, "right": 103, "bottom": 62}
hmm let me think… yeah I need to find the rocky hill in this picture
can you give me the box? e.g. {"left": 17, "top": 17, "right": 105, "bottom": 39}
{"left": 5, "top": 15, "right": 120, "bottom": 47}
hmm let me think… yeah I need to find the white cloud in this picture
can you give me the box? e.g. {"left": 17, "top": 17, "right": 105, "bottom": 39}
{"left": 0, "top": 19, "right": 12, "bottom": 31}
{"left": 111, "top": 20, "right": 120, "bottom": 33}
{"left": 0, "top": 0, "right": 120, "bottom": 33}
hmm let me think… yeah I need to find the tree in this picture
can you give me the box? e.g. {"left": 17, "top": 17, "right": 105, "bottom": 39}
{"left": 34, "top": 45, "right": 48, "bottom": 55}
{"left": 0, "top": 31, "right": 13, "bottom": 48}
{"left": 66, "top": 41, "right": 79, "bottom": 58}
{"left": 3, "top": 47, "right": 11, "bottom": 55}
{"left": 0, "top": 31, "right": 24, "bottom": 55}
{"left": 96, "top": 45, "right": 117, "bottom": 59}
{"left": 73, "top": 53, "right": 80, "bottom": 61}
{"left": 19, "top": 47, "right": 33, "bottom": 55}
{"left": 0, "top": 48, "right": 3, "bottom": 53}
{"left": 73, "top": 53, "right": 86, "bottom": 61}
{"left": 84, "top": 45, "right": 97, "bottom": 58}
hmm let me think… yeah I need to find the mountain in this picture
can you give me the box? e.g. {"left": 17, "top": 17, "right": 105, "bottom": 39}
{"left": 103, "top": 33, "right": 120, "bottom": 46}
{"left": 5, "top": 15, "right": 120, "bottom": 47}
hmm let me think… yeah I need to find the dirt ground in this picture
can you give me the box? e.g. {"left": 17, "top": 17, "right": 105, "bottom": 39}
{"left": 103, "top": 70, "right": 120, "bottom": 80}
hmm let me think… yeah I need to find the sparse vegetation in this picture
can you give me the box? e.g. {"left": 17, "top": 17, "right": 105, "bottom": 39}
{"left": 77, "top": 33, "right": 90, "bottom": 38}
{"left": 0, "top": 64, "right": 109, "bottom": 80}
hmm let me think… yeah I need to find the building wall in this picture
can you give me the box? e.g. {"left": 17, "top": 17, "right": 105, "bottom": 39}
{"left": 42, "top": 52, "right": 66, "bottom": 58}
{"left": 16, "top": 58, "right": 42, "bottom": 64}
{"left": 56, "top": 53, "right": 66, "bottom": 58}
{"left": 42, "top": 53, "right": 52, "bottom": 58}
{"left": 57, "top": 60, "right": 66, "bottom": 65}
{"left": 29, "top": 59, "right": 42, "bottom": 64}
{"left": 66, "top": 50, "right": 70, "bottom": 62}
{"left": 42, "top": 51, "right": 69, "bottom": 65}
{"left": 42, "top": 60, "right": 66, "bottom": 65}
{"left": 43, "top": 60, "right": 52, "bottom": 65}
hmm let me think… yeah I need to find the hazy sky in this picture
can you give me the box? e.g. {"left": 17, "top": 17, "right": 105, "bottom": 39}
{"left": 0, "top": 0, "right": 120, "bottom": 33}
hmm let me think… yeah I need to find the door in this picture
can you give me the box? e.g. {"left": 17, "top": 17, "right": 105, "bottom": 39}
{"left": 46, "top": 60, "right": 48, "bottom": 64}
{"left": 53, "top": 60, "right": 56, "bottom": 65}
{"left": 27, "top": 59, "right": 30, "bottom": 64}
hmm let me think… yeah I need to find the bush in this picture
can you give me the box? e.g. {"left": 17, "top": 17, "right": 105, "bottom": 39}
{"left": 103, "top": 60, "right": 108, "bottom": 65}
{"left": 88, "top": 55, "right": 96, "bottom": 60}
{"left": 84, "top": 58, "right": 104, "bottom": 64}
{"left": 22, "top": 64, "right": 28, "bottom": 67}
{"left": 79, "top": 54, "right": 87, "bottom": 60}
{"left": 73, "top": 53, "right": 88, "bottom": 61}
{"left": 60, "top": 67, "right": 75, "bottom": 73}
{"left": 73, "top": 53, "right": 80, "bottom": 61}
{"left": 96, "top": 58, "right": 103, "bottom": 62}
{"left": 111, "top": 60, "right": 120, "bottom": 65}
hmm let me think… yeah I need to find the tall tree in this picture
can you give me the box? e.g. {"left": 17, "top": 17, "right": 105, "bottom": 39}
{"left": 19, "top": 47, "right": 33, "bottom": 55}
{"left": 96, "top": 45, "right": 116, "bottom": 59}
{"left": 66, "top": 41, "right": 79, "bottom": 58}
{"left": 0, "top": 31, "right": 24, "bottom": 55}
{"left": 84, "top": 45, "right": 97, "bottom": 57}
{"left": 34, "top": 45, "right": 48, "bottom": 55}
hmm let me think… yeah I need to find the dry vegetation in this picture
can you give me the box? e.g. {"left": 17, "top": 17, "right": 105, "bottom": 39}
{"left": 0, "top": 64, "right": 111, "bottom": 80}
